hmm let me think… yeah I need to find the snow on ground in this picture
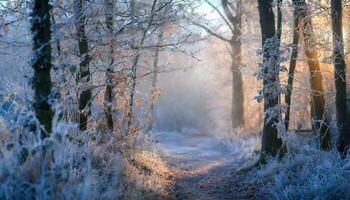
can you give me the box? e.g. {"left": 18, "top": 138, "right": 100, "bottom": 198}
{"left": 154, "top": 131, "right": 260, "bottom": 200}
{"left": 155, "top": 131, "right": 260, "bottom": 168}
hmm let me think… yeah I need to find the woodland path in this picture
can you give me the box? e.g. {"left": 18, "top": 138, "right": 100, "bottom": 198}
{"left": 156, "top": 132, "right": 260, "bottom": 200}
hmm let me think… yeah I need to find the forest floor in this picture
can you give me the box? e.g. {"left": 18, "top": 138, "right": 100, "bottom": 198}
{"left": 156, "top": 131, "right": 261, "bottom": 200}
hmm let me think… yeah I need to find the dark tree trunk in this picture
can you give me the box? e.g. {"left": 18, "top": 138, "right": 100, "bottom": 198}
{"left": 31, "top": 0, "right": 53, "bottom": 139}
{"left": 298, "top": 0, "right": 331, "bottom": 150}
{"left": 104, "top": 0, "right": 115, "bottom": 130}
{"left": 285, "top": 4, "right": 301, "bottom": 131}
{"left": 221, "top": 0, "right": 245, "bottom": 130}
{"left": 331, "top": 0, "right": 350, "bottom": 157}
{"left": 74, "top": 0, "right": 91, "bottom": 131}
{"left": 258, "top": 0, "right": 283, "bottom": 160}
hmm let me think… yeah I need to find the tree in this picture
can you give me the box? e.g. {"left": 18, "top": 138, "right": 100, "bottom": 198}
{"left": 257, "top": 0, "right": 283, "bottom": 160}
{"left": 148, "top": 30, "right": 164, "bottom": 131}
{"left": 297, "top": 0, "right": 331, "bottom": 149}
{"left": 104, "top": 0, "right": 115, "bottom": 130}
{"left": 74, "top": 0, "right": 92, "bottom": 131}
{"left": 284, "top": 3, "right": 300, "bottom": 131}
{"left": 195, "top": 0, "right": 245, "bottom": 130}
{"left": 31, "top": 0, "right": 53, "bottom": 138}
{"left": 331, "top": 0, "right": 350, "bottom": 157}
{"left": 125, "top": 0, "right": 159, "bottom": 133}
{"left": 283, "top": 0, "right": 331, "bottom": 150}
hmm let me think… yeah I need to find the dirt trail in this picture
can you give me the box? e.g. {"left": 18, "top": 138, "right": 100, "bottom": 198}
{"left": 156, "top": 132, "right": 259, "bottom": 200}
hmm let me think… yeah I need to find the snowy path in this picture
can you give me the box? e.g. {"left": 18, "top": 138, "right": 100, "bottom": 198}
{"left": 156, "top": 132, "right": 259, "bottom": 200}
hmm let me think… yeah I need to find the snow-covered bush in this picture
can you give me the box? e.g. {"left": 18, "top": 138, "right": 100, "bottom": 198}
{"left": 251, "top": 132, "right": 350, "bottom": 200}
{"left": 0, "top": 115, "right": 122, "bottom": 200}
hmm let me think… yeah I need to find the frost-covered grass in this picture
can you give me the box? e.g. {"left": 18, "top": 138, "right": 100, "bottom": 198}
{"left": 221, "top": 132, "right": 261, "bottom": 161}
{"left": 0, "top": 119, "right": 122, "bottom": 200}
{"left": 250, "top": 132, "right": 350, "bottom": 200}
{"left": 122, "top": 149, "right": 175, "bottom": 199}
{"left": 0, "top": 81, "right": 176, "bottom": 200}
{"left": 0, "top": 112, "right": 176, "bottom": 200}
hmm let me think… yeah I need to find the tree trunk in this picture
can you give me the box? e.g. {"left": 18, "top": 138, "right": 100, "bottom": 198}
{"left": 285, "top": 5, "right": 301, "bottom": 131}
{"left": 258, "top": 0, "right": 283, "bottom": 160}
{"left": 127, "top": 53, "right": 140, "bottom": 132}
{"left": 230, "top": 13, "right": 244, "bottom": 130}
{"left": 298, "top": 0, "right": 331, "bottom": 150}
{"left": 104, "top": 0, "right": 115, "bottom": 130}
{"left": 74, "top": 0, "right": 91, "bottom": 131}
{"left": 221, "top": 0, "right": 245, "bottom": 130}
{"left": 230, "top": 44, "right": 244, "bottom": 130}
{"left": 124, "top": 0, "right": 138, "bottom": 134}
{"left": 148, "top": 31, "right": 163, "bottom": 132}
{"left": 125, "top": 0, "right": 157, "bottom": 133}
{"left": 331, "top": 0, "right": 350, "bottom": 157}
{"left": 31, "top": 0, "right": 53, "bottom": 139}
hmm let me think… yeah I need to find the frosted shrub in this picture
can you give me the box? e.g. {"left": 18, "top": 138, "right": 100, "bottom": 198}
{"left": 252, "top": 133, "right": 350, "bottom": 200}
{"left": 0, "top": 117, "right": 122, "bottom": 200}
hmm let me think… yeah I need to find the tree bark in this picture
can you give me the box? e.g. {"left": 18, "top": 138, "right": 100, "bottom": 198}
{"left": 285, "top": 4, "right": 301, "bottom": 131}
{"left": 104, "top": 0, "right": 115, "bottom": 130}
{"left": 331, "top": 0, "right": 350, "bottom": 157}
{"left": 74, "top": 0, "right": 92, "bottom": 131}
{"left": 298, "top": 0, "right": 331, "bottom": 150}
{"left": 31, "top": 0, "right": 53, "bottom": 139}
{"left": 258, "top": 0, "right": 283, "bottom": 160}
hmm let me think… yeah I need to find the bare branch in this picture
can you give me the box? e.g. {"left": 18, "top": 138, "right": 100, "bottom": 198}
{"left": 204, "top": 0, "right": 234, "bottom": 32}
{"left": 192, "top": 22, "right": 231, "bottom": 42}
{"left": 131, "top": 34, "right": 194, "bottom": 49}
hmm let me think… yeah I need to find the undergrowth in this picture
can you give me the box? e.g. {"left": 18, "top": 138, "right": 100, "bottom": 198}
{"left": 250, "top": 132, "right": 350, "bottom": 200}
